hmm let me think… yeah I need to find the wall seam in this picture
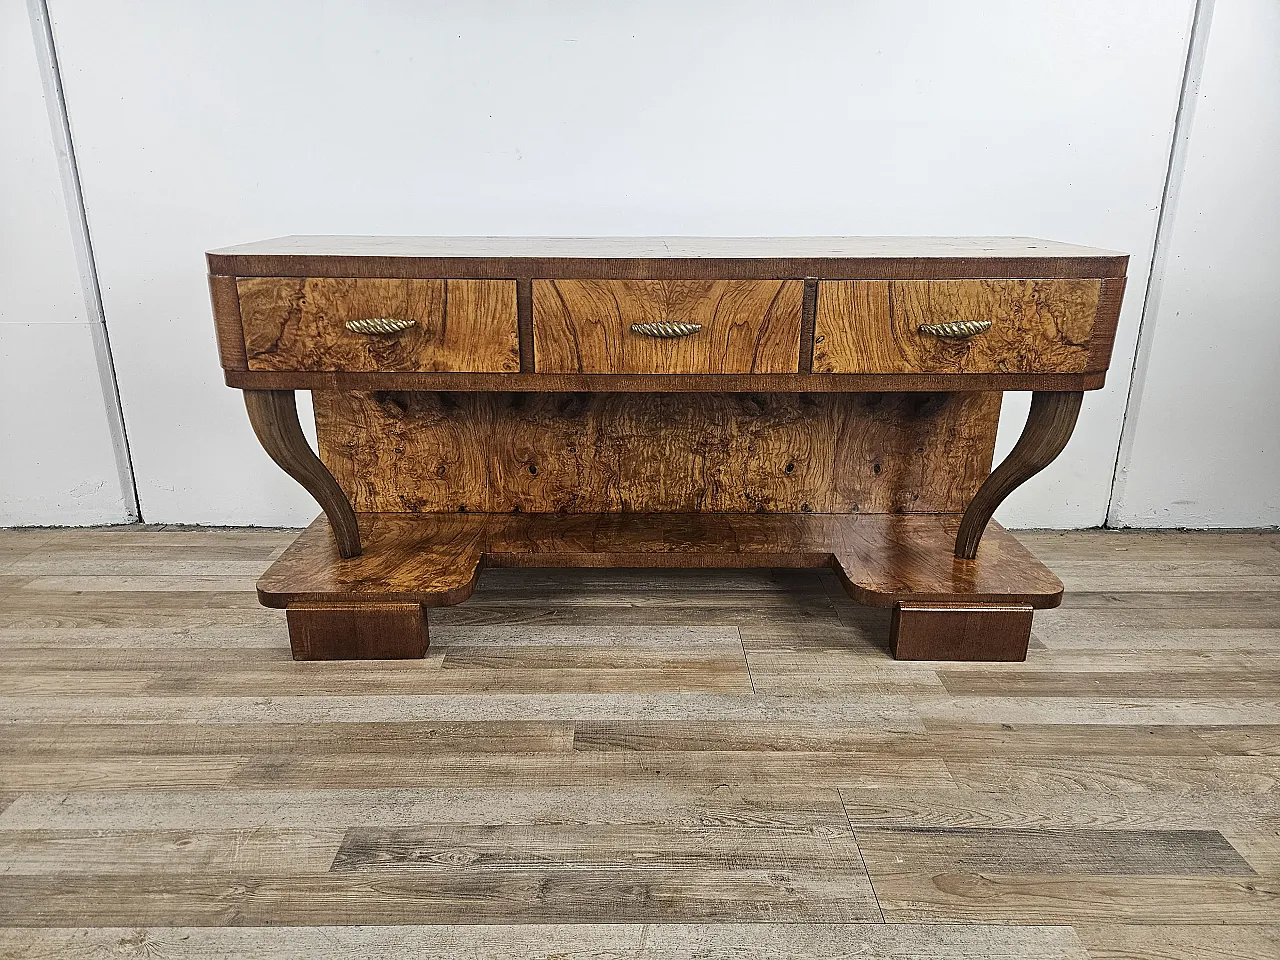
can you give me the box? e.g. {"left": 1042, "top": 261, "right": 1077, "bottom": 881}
{"left": 1105, "top": 0, "right": 1215, "bottom": 528}
{"left": 26, "top": 0, "right": 142, "bottom": 523}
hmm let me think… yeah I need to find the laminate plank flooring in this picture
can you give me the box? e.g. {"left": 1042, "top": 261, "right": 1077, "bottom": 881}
{"left": 0, "top": 526, "right": 1277, "bottom": 957}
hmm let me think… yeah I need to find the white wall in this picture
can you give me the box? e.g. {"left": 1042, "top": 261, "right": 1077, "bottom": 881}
{"left": 35, "top": 0, "right": 1195, "bottom": 528}
{"left": 1111, "top": 0, "right": 1280, "bottom": 528}
{"left": 23, "top": 1, "right": 1273, "bottom": 531}
{"left": 0, "top": 0, "right": 131, "bottom": 526}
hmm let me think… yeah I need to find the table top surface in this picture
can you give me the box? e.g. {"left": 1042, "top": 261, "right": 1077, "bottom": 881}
{"left": 209, "top": 235, "right": 1125, "bottom": 260}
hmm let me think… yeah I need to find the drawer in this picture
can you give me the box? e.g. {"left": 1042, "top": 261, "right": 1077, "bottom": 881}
{"left": 532, "top": 279, "right": 804, "bottom": 374}
{"left": 813, "top": 279, "right": 1102, "bottom": 374}
{"left": 238, "top": 277, "right": 519, "bottom": 373}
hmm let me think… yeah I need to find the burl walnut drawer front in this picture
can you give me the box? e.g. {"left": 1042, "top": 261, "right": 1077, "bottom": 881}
{"left": 238, "top": 277, "right": 520, "bottom": 373}
{"left": 532, "top": 279, "right": 804, "bottom": 374}
{"left": 814, "top": 279, "right": 1102, "bottom": 374}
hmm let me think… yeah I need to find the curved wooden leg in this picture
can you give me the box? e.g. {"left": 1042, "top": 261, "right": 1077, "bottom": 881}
{"left": 955, "top": 390, "right": 1083, "bottom": 560}
{"left": 243, "top": 389, "right": 362, "bottom": 558}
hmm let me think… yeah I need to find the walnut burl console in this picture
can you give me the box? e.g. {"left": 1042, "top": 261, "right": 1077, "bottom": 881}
{"left": 208, "top": 237, "right": 1127, "bottom": 662}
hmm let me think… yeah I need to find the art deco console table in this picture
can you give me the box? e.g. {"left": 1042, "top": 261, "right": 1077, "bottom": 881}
{"left": 207, "top": 237, "right": 1125, "bottom": 662}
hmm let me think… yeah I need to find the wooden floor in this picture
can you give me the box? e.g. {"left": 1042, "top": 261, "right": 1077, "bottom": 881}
{"left": 0, "top": 526, "right": 1277, "bottom": 959}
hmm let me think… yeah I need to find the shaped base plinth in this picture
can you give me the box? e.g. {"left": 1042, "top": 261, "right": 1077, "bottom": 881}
{"left": 261, "top": 513, "right": 1061, "bottom": 661}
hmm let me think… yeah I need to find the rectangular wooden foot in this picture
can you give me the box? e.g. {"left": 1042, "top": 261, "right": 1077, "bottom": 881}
{"left": 285, "top": 602, "right": 428, "bottom": 660}
{"left": 890, "top": 602, "right": 1033, "bottom": 662}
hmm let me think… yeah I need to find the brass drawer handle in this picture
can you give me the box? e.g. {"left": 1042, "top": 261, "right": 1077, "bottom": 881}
{"left": 630, "top": 321, "right": 702, "bottom": 339}
{"left": 918, "top": 319, "right": 992, "bottom": 339}
{"left": 344, "top": 317, "right": 417, "bottom": 335}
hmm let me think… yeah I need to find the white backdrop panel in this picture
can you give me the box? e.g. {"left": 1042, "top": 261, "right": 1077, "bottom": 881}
{"left": 47, "top": 0, "right": 1194, "bottom": 526}
{"left": 2, "top": 0, "right": 129, "bottom": 526}
{"left": 1113, "top": 0, "right": 1280, "bottom": 527}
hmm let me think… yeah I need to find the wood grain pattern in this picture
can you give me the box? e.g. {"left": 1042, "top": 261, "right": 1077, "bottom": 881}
{"left": 533, "top": 280, "right": 803, "bottom": 373}
{"left": 0, "top": 827, "right": 344, "bottom": 875}
{"left": 890, "top": 603, "right": 1034, "bottom": 661}
{"left": 255, "top": 512, "right": 1064, "bottom": 614}
{"left": 1075, "top": 924, "right": 1280, "bottom": 960}
{"left": 859, "top": 873, "right": 1279, "bottom": 924}
{"left": 814, "top": 280, "right": 1102, "bottom": 374}
{"left": 286, "top": 603, "right": 427, "bottom": 660}
{"left": 238, "top": 277, "right": 519, "bottom": 373}
{"left": 956, "top": 391, "right": 1083, "bottom": 559}
{"left": 242, "top": 389, "right": 361, "bottom": 558}
{"left": 313, "top": 391, "right": 1001, "bottom": 515}
{"left": 855, "top": 827, "right": 1256, "bottom": 876}
{"left": 0, "top": 925, "right": 1098, "bottom": 959}
{"left": 0, "top": 525, "right": 1277, "bottom": 944}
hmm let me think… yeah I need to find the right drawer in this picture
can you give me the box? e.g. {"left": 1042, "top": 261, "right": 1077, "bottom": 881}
{"left": 813, "top": 279, "right": 1102, "bottom": 374}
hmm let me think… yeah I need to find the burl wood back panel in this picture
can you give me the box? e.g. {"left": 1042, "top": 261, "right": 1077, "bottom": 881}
{"left": 533, "top": 280, "right": 804, "bottom": 374}
{"left": 313, "top": 391, "right": 1000, "bottom": 514}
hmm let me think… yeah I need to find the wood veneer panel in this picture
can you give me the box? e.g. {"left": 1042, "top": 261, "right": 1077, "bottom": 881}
{"left": 532, "top": 280, "right": 803, "bottom": 374}
{"left": 255, "top": 513, "right": 1063, "bottom": 610}
{"left": 313, "top": 391, "right": 1001, "bottom": 515}
{"left": 238, "top": 278, "right": 519, "bottom": 373}
{"left": 815, "top": 279, "right": 1101, "bottom": 374}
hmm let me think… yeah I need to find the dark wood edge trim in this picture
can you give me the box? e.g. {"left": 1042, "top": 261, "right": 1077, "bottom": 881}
{"left": 265, "top": 577, "right": 481, "bottom": 610}
{"left": 264, "top": 562, "right": 1061, "bottom": 610}
{"left": 224, "top": 369, "right": 1107, "bottom": 393}
{"left": 207, "top": 254, "right": 1130, "bottom": 281}
{"left": 1087, "top": 275, "right": 1128, "bottom": 372}
{"left": 798, "top": 278, "right": 818, "bottom": 373}
{"left": 208, "top": 275, "right": 248, "bottom": 371}
{"left": 515, "top": 278, "right": 534, "bottom": 373}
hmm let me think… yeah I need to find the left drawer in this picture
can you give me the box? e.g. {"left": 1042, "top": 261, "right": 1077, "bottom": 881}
{"left": 237, "top": 277, "right": 520, "bottom": 373}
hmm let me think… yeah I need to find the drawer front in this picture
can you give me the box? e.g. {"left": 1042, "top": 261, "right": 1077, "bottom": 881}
{"left": 813, "top": 279, "right": 1102, "bottom": 374}
{"left": 533, "top": 280, "right": 804, "bottom": 374}
{"left": 239, "top": 278, "right": 519, "bottom": 373}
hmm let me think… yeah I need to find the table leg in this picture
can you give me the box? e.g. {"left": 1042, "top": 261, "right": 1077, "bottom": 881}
{"left": 243, "top": 389, "right": 362, "bottom": 558}
{"left": 955, "top": 390, "right": 1083, "bottom": 560}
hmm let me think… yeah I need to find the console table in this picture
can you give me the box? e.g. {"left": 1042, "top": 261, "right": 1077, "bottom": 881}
{"left": 207, "top": 237, "right": 1126, "bottom": 662}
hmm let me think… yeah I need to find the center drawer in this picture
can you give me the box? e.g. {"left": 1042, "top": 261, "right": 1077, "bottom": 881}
{"left": 532, "top": 279, "right": 804, "bottom": 374}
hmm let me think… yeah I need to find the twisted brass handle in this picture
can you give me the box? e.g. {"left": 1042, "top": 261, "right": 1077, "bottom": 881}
{"left": 918, "top": 319, "right": 992, "bottom": 339}
{"left": 344, "top": 317, "right": 417, "bottom": 335}
{"left": 630, "top": 321, "right": 702, "bottom": 338}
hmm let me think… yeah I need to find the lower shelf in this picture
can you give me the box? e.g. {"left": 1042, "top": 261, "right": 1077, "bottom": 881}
{"left": 257, "top": 512, "right": 1062, "bottom": 611}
